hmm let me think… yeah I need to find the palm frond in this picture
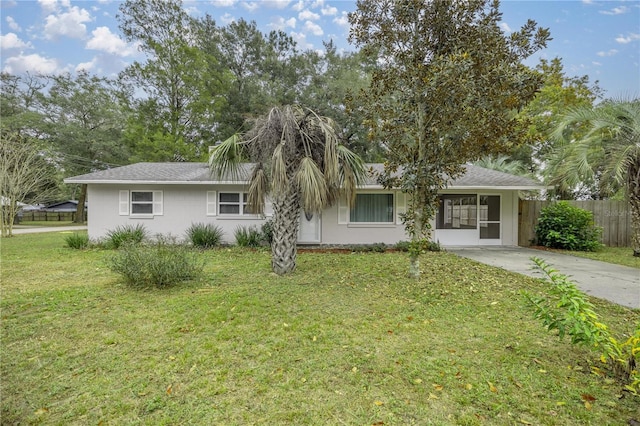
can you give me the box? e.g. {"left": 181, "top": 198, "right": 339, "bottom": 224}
{"left": 271, "top": 144, "right": 289, "bottom": 196}
{"left": 295, "top": 156, "right": 329, "bottom": 214}
{"left": 337, "top": 144, "right": 367, "bottom": 206}
{"left": 208, "top": 134, "right": 245, "bottom": 181}
{"left": 247, "top": 164, "right": 268, "bottom": 214}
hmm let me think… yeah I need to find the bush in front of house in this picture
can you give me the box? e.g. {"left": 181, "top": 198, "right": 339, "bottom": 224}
{"left": 394, "top": 240, "right": 441, "bottom": 252}
{"left": 105, "top": 224, "right": 148, "bottom": 249}
{"left": 64, "top": 232, "right": 90, "bottom": 250}
{"left": 186, "top": 223, "right": 224, "bottom": 248}
{"left": 234, "top": 225, "right": 263, "bottom": 247}
{"left": 260, "top": 219, "right": 274, "bottom": 246}
{"left": 106, "top": 236, "right": 204, "bottom": 288}
{"left": 535, "top": 201, "right": 602, "bottom": 251}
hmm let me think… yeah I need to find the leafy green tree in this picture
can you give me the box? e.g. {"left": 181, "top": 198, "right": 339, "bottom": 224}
{"left": 38, "top": 71, "right": 128, "bottom": 222}
{"left": 548, "top": 99, "right": 640, "bottom": 256}
{"left": 118, "top": 0, "right": 227, "bottom": 159}
{"left": 302, "top": 42, "right": 380, "bottom": 161}
{"left": 209, "top": 105, "right": 366, "bottom": 275}
{"left": 0, "top": 132, "right": 59, "bottom": 236}
{"left": 0, "top": 73, "right": 49, "bottom": 137}
{"left": 513, "top": 57, "right": 601, "bottom": 177}
{"left": 349, "top": 0, "right": 550, "bottom": 277}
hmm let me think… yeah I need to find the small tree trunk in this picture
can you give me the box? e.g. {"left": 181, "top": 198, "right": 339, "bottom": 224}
{"left": 271, "top": 186, "right": 301, "bottom": 275}
{"left": 628, "top": 159, "right": 640, "bottom": 257}
{"left": 409, "top": 210, "right": 422, "bottom": 279}
{"left": 74, "top": 184, "right": 87, "bottom": 224}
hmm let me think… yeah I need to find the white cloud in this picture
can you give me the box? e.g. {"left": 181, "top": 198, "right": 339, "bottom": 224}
{"left": 597, "top": 49, "right": 618, "bottom": 57}
{"left": 5, "top": 16, "right": 21, "bottom": 32}
{"left": 333, "top": 11, "right": 349, "bottom": 29}
{"left": 582, "top": 0, "right": 594, "bottom": 4}
{"left": 75, "top": 57, "right": 98, "bottom": 72}
{"left": 290, "top": 31, "right": 312, "bottom": 50}
{"left": 592, "top": 61, "right": 602, "bottom": 66}
{"left": 86, "top": 26, "right": 137, "bottom": 57}
{"left": 616, "top": 33, "right": 640, "bottom": 44}
{"left": 75, "top": 54, "right": 128, "bottom": 77}
{"left": 211, "top": 0, "right": 237, "bottom": 6}
{"left": 500, "top": 22, "right": 511, "bottom": 33}
{"left": 220, "top": 13, "right": 235, "bottom": 25}
{"left": 38, "top": 0, "right": 59, "bottom": 13}
{"left": 599, "top": 6, "right": 629, "bottom": 15}
{"left": 268, "top": 16, "right": 296, "bottom": 31}
{"left": 292, "top": 0, "right": 305, "bottom": 12}
{"left": 262, "top": 0, "right": 290, "bottom": 9}
{"left": 303, "top": 20, "right": 323, "bottom": 36}
{"left": 0, "top": 33, "right": 33, "bottom": 50}
{"left": 241, "top": 2, "right": 259, "bottom": 12}
{"left": 299, "top": 9, "right": 320, "bottom": 20}
{"left": 43, "top": 5, "right": 92, "bottom": 40}
{"left": 3, "top": 53, "right": 62, "bottom": 74}
{"left": 321, "top": 5, "right": 337, "bottom": 16}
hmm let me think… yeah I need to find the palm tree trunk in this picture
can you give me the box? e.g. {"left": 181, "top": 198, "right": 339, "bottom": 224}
{"left": 271, "top": 185, "right": 301, "bottom": 275}
{"left": 629, "top": 158, "right": 640, "bottom": 257}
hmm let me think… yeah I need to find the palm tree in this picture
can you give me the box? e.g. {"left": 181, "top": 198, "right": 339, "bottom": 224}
{"left": 473, "top": 155, "right": 530, "bottom": 177}
{"left": 548, "top": 99, "right": 640, "bottom": 256}
{"left": 209, "top": 105, "right": 367, "bottom": 274}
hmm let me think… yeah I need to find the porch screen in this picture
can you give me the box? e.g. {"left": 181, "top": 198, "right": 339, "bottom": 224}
{"left": 350, "top": 194, "right": 394, "bottom": 223}
{"left": 436, "top": 194, "right": 478, "bottom": 229}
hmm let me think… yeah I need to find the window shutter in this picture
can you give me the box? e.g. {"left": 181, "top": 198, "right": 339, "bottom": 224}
{"left": 152, "top": 191, "right": 163, "bottom": 215}
{"left": 206, "top": 191, "right": 217, "bottom": 216}
{"left": 395, "top": 192, "right": 406, "bottom": 225}
{"left": 337, "top": 195, "right": 349, "bottom": 225}
{"left": 119, "top": 190, "right": 129, "bottom": 215}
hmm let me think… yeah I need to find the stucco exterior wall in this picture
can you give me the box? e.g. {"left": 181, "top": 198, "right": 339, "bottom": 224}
{"left": 87, "top": 185, "right": 520, "bottom": 246}
{"left": 87, "top": 184, "right": 267, "bottom": 243}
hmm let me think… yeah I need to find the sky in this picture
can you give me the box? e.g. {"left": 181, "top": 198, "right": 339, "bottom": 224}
{"left": 0, "top": 0, "right": 638, "bottom": 99}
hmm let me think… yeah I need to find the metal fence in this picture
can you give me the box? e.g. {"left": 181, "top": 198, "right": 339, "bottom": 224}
{"left": 519, "top": 200, "right": 631, "bottom": 247}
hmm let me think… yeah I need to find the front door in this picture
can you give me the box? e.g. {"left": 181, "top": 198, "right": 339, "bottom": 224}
{"left": 298, "top": 210, "right": 321, "bottom": 243}
{"left": 479, "top": 195, "right": 501, "bottom": 244}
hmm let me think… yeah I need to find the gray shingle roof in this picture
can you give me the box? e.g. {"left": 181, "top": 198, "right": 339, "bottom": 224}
{"left": 65, "top": 162, "right": 545, "bottom": 189}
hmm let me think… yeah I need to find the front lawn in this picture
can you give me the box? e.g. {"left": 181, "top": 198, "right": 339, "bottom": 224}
{"left": 533, "top": 246, "right": 640, "bottom": 269}
{"left": 2, "top": 233, "right": 638, "bottom": 425}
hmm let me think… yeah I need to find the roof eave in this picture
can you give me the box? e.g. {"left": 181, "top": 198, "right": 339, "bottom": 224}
{"left": 63, "top": 179, "right": 252, "bottom": 185}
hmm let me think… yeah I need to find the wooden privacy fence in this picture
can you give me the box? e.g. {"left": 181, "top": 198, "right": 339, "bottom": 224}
{"left": 19, "top": 211, "right": 78, "bottom": 222}
{"left": 519, "top": 200, "right": 631, "bottom": 247}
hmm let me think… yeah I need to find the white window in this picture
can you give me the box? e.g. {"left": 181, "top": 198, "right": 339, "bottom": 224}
{"left": 338, "top": 192, "right": 404, "bottom": 225}
{"left": 436, "top": 194, "right": 477, "bottom": 229}
{"left": 350, "top": 193, "right": 394, "bottom": 223}
{"left": 219, "top": 192, "right": 249, "bottom": 215}
{"left": 119, "top": 190, "right": 163, "bottom": 216}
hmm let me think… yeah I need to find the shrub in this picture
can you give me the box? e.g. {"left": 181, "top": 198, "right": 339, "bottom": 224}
{"left": 261, "top": 219, "right": 274, "bottom": 246}
{"left": 234, "top": 225, "right": 262, "bottom": 247}
{"left": 106, "top": 237, "right": 204, "bottom": 288}
{"left": 535, "top": 201, "right": 602, "bottom": 251}
{"left": 64, "top": 232, "right": 89, "bottom": 250}
{"left": 186, "top": 223, "right": 224, "bottom": 248}
{"left": 394, "top": 239, "right": 441, "bottom": 253}
{"left": 524, "top": 257, "right": 639, "bottom": 395}
{"left": 105, "top": 224, "right": 147, "bottom": 249}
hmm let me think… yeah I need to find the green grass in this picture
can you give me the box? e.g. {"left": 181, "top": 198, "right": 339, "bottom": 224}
{"left": 2, "top": 232, "right": 639, "bottom": 425}
{"left": 15, "top": 220, "right": 81, "bottom": 227}
{"left": 534, "top": 246, "right": 640, "bottom": 269}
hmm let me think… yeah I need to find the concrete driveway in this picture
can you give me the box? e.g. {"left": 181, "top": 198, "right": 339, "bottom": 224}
{"left": 448, "top": 246, "right": 640, "bottom": 310}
